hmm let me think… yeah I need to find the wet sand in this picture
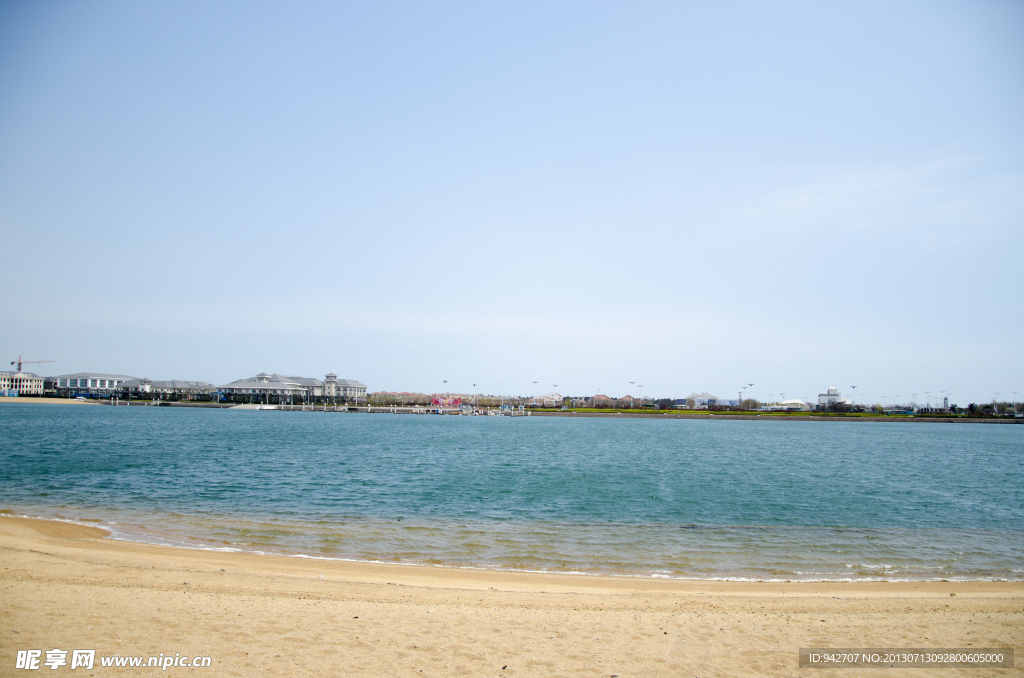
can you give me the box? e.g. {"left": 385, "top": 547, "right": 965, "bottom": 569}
{"left": 0, "top": 516, "right": 1020, "bottom": 676}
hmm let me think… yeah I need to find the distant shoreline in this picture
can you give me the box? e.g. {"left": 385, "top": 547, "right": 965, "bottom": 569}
{"left": 528, "top": 411, "right": 1024, "bottom": 424}
{"left": 2, "top": 397, "right": 1020, "bottom": 423}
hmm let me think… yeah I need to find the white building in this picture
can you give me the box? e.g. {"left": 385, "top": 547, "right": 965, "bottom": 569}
{"left": 817, "top": 387, "right": 851, "bottom": 407}
{"left": 219, "top": 373, "right": 366, "bottom": 401}
{"left": 218, "top": 373, "right": 318, "bottom": 399}
{"left": 685, "top": 392, "right": 719, "bottom": 409}
{"left": 684, "top": 392, "right": 740, "bottom": 409}
{"left": 0, "top": 371, "right": 45, "bottom": 396}
{"left": 763, "top": 398, "right": 811, "bottom": 411}
{"left": 323, "top": 373, "right": 367, "bottom": 401}
{"left": 54, "top": 373, "right": 141, "bottom": 394}
{"left": 532, "top": 392, "right": 564, "bottom": 406}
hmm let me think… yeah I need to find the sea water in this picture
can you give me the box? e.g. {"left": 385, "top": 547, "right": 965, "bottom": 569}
{"left": 1, "top": 404, "right": 1021, "bottom": 580}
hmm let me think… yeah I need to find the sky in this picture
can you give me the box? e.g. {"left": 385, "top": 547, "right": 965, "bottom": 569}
{"left": 1, "top": 0, "right": 1021, "bottom": 405}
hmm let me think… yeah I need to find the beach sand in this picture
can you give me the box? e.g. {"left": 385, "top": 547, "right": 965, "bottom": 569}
{"left": 0, "top": 516, "right": 1019, "bottom": 677}
{"left": 0, "top": 397, "right": 98, "bottom": 405}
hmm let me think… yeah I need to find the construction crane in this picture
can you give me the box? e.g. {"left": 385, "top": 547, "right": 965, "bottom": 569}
{"left": 10, "top": 355, "right": 55, "bottom": 373}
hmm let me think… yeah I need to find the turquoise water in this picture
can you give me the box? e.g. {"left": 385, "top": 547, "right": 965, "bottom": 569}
{"left": 1, "top": 404, "right": 1022, "bottom": 579}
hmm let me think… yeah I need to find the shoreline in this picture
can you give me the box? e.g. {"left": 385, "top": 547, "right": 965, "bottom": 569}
{"left": 5, "top": 511, "right": 1020, "bottom": 584}
{"left": 530, "top": 411, "right": 1023, "bottom": 423}
{"left": 3, "top": 397, "right": 1019, "bottom": 422}
{"left": 2, "top": 515, "right": 1020, "bottom": 677}
{"left": 4, "top": 515, "right": 1021, "bottom": 592}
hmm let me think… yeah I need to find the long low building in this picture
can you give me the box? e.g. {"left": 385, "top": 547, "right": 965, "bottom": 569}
{"left": 218, "top": 373, "right": 316, "bottom": 398}
{"left": 45, "top": 371, "right": 365, "bottom": 401}
{"left": 116, "top": 379, "right": 217, "bottom": 396}
{"left": 588, "top": 394, "right": 648, "bottom": 408}
{"left": 52, "top": 374, "right": 214, "bottom": 397}
{"left": 53, "top": 373, "right": 141, "bottom": 393}
{"left": 762, "top": 399, "right": 812, "bottom": 411}
{"left": 217, "top": 373, "right": 366, "bottom": 401}
{"left": 150, "top": 380, "right": 216, "bottom": 395}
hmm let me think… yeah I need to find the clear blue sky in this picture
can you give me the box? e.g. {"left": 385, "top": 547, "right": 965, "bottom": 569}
{"left": 1, "top": 1, "right": 1021, "bottom": 405}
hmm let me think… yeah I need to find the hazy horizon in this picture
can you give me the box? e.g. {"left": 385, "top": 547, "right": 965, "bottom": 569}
{"left": 1, "top": 1, "right": 1021, "bottom": 405}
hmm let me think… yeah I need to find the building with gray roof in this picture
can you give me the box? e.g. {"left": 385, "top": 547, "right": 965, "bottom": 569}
{"left": 52, "top": 374, "right": 214, "bottom": 398}
{"left": 218, "top": 372, "right": 366, "bottom": 403}
{"left": 324, "top": 373, "right": 367, "bottom": 401}
{"left": 217, "top": 373, "right": 322, "bottom": 399}
{"left": 151, "top": 380, "right": 216, "bottom": 395}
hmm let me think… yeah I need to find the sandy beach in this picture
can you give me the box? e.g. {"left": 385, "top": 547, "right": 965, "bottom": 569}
{"left": 0, "top": 516, "right": 1019, "bottom": 677}
{"left": 0, "top": 397, "right": 98, "bottom": 405}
